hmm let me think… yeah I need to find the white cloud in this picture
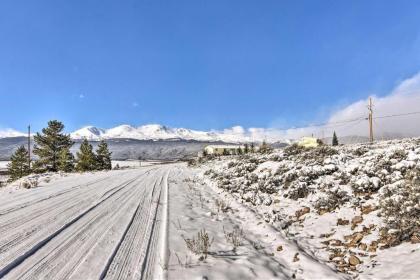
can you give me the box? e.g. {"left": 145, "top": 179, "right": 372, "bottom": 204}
{"left": 132, "top": 102, "right": 139, "bottom": 107}
{"left": 272, "top": 72, "right": 420, "bottom": 140}
{"left": 79, "top": 94, "right": 85, "bottom": 99}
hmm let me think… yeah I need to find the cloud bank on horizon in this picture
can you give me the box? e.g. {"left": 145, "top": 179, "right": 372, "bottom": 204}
{"left": 1, "top": 73, "right": 420, "bottom": 142}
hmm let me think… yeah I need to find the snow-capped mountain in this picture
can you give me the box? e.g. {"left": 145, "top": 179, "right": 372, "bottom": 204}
{"left": 70, "top": 126, "right": 106, "bottom": 140}
{"left": 0, "top": 129, "right": 26, "bottom": 139}
{"left": 70, "top": 124, "right": 286, "bottom": 143}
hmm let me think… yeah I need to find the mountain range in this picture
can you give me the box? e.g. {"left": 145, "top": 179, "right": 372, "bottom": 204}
{"left": 68, "top": 124, "right": 289, "bottom": 143}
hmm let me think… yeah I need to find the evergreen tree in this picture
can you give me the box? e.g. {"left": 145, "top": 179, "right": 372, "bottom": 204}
{"left": 76, "top": 139, "right": 96, "bottom": 172}
{"left": 222, "top": 149, "right": 230, "bottom": 156}
{"left": 259, "top": 141, "right": 273, "bottom": 154}
{"left": 8, "top": 146, "right": 30, "bottom": 181}
{"left": 250, "top": 143, "right": 255, "bottom": 153}
{"left": 95, "top": 140, "right": 112, "bottom": 170}
{"left": 33, "top": 120, "right": 74, "bottom": 172}
{"left": 237, "top": 147, "right": 243, "bottom": 155}
{"left": 244, "top": 143, "right": 249, "bottom": 154}
{"left": 58, "top": 148, "right": 75, "bottom": 172}
{"left": 332, "top": 131, "right": 339, "bottom": 146}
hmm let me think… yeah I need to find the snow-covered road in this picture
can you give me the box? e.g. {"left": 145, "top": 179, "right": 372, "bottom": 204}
{"left": 0, "top": 166, "right": 170, "bottom": 280}
{"left": 0, "top": 164, "right": 343, "bottom": 280}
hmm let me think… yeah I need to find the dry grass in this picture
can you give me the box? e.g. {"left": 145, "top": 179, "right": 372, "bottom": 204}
{"left": 182, "top": 229, "right": 214, "bottom": 259}
{"left": 223, "top": 226, "right": 244, "bottom": 252}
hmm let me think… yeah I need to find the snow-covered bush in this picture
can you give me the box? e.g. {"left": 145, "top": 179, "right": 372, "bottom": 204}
{"left": 21, "top": 178, "right": 39, "bottom": 189}
{"left": 315, "top": 188, "right": 350, "bottom": 213}
{"left": 299, "top": 146, "right": 338, "bottom": 163}
{"left": 284, "top": 143, "right": 305, "bottom": 156}
{"left": 379, "top": 167, "right": 420, "bottom": 244}
{"left": 284, "top": 182, "right": 311, "bottom": 200}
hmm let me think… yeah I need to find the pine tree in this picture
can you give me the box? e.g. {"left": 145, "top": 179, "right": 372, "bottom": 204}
{"left": 8, "top": 146, "right": 30, "bottom": 181}
{"left": 58, "top": 148, "right": 75, "bottom": 172}
{"left": 259, "top": 141, "right": 273, "bottom": 154}
{"left": 332, "top": 131, "right": 339, "bottom": 146}
{"left": 237, "top": 147, "right": 243, "bottom": 155}
{"left": 250, "top": 143, "right": 255, "bottom": 153}
{"left": 76, "top": 139, "right": 96, "bottom": 172}
{"left": 244, "top": 143, "right": 249, "bottom": 154}
{"left": 95, "top": 140, "right": 112, "bottom": 170}
{"left": 33, "top": 120, "right": 74, "bottom": 172}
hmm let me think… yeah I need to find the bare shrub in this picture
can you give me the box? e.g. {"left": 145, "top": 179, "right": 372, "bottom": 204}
{"left": 21, "top": 180, "right": 31, "bottom": 189}
{"left": 215, "top": 199, "right": 231, "bottom": 213}
{"left": 182, "top": 229, "right": 214, "bottom": 259}
{"left": 30, "top": 178, "right": 39, "bottom": 188}
{"left": 21, "top": 178, "right": 39, "bottom": 189}
{"left": 223, "top": 226, "right": 244, "bottom": 252}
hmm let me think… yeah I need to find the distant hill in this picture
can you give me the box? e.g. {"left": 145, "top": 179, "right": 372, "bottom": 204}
{"left": 0, "top": 137, "right": 229, "bottom": 161}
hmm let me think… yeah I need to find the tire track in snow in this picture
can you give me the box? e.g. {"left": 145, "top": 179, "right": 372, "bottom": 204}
{"left": 13, "top": 172, "right": 152, "bottom": 280}
{"left": 0, "top": 169, "right": 154, "bottom": 278}
{"left": 102, "top": 168, "right": 167, "bottom": 280}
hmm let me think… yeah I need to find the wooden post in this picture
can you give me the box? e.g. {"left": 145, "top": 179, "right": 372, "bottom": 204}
{"left": 28, "top": 125, "right": 31, "bottom": 169}
{"left": 368, "top": 98, "right": 374, "bottom": 143}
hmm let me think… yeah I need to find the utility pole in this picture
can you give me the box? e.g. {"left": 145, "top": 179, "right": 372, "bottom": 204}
{"left": 28, "top": 125, "right": 31, "bottom": 170}
{"left": 368, "top": 97, "right": 374, "bottom": 143}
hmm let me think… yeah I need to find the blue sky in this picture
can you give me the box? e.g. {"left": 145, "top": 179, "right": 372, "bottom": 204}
{"left": 1, "top": 0, "right": 420, "bottom": 132}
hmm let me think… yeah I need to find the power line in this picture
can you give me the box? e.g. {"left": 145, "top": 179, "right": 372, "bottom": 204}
{"left": 286, "top": 117, "right": 366, "bottom": 130}
{"left": 275, "top": 108, "right": 420, "bottom": 133}
{"left": 373, "top": 110, "right": 420, "bottom": 120}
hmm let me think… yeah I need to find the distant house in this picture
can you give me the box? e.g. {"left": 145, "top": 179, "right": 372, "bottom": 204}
{"left": 203, "top": 145, "right": 244, "bottom": 156}
{"left": 297, "top": 137, "right": 322, "bottom": 148}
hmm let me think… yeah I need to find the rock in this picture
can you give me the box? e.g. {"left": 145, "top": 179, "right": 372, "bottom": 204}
{"left": 368, "top": 242, "right": 378, "bottom": 253}
{"left": 318, "top": 209, "right": 329, "bottom": 215}
{"left": 337, "top": 218, "right": 350, "bottom": 226}
{"left": 295, "top": 207, "right": 310, "bottom": 218}
{"left": 293, "top": 253, "right": 300, "bottom": 262}
{"left": 358, "top": 243, "right": 367, "bottom": 251}
{"left": 351, "top": 216, "right": 363, "bottom": 229}
{"left": 348, "top": 255, "right": 361, "bottom": 266}
{"left": 277, "top": 245, "right": 283, "bottom": 252}
{"left": 361, "top": 205, "right": 376, "bottom": 215}
{"left": 330, "top": 239, "right": 344, "bottom": 246}
{"left": 345, "top": 232, "right": 364, "bottom": 247}
{"left": 411, "top": 234, "right": 420, "bottom": 244}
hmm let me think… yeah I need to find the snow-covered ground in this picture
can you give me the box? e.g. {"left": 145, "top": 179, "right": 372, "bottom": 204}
{"left": 0, "top": 167, "right": 169, "bottom": 279}
{"left": 2, "top": 137, "right": 418, "bottom": 279}
{"left": 199, "top": 138, "right": 420, "bottom": 279}
{"left": 0, "top": 161, "right": 9, "bottom": 171}
{"left": 111, "top": 160, "right": 162, "bottom": 169}
{"left": 0, "top": 163, "right": 346, "bottom": 279}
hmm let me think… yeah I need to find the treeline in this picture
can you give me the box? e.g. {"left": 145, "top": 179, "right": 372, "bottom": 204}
{"left": 7, "top": 120, "right": 112, "bottom": 181}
